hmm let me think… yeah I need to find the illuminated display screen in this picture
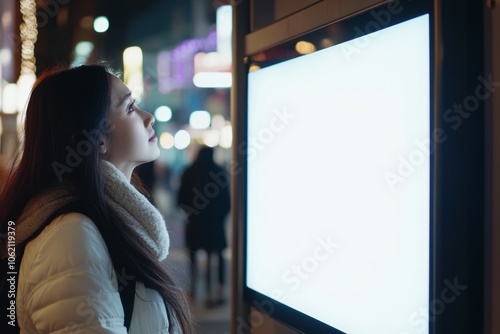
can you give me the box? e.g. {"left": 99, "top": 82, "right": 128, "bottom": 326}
{"left": 246, "top": 14, "right": 430, "bottom": 334}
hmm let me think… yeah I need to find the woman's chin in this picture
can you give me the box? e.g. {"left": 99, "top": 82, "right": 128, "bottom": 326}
{"left": 149, "top": 148, "right": 161, "bottom": 161}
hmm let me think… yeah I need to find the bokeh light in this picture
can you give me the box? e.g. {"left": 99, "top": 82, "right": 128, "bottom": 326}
{"left": 93, "top": 16, "right": 109, "bottom": 33}
{"left": 174, "top": 130, "right": 191, "bottom": 149}
{"left": 189, "top": 110, "right": 211, "bottom": 129}
{"left": 160, "top": 132, "right": 174, "bottom": 149}
{"left": 155, "top": 106, "right": 172, "bottom": 122}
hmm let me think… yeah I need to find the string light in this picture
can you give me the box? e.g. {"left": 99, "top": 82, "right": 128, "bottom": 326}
{"left": 19, "top": 0, "right": 38, "bottom": 77}
{"left": 17, "top": 0, "right": 38, "bottom": 139}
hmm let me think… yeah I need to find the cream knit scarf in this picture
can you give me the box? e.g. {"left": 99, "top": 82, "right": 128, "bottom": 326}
{"left": 8, "top": 160, "right": 169, "bottom": 261}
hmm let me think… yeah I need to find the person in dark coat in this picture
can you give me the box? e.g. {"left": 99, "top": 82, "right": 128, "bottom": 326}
{"left": 177, "top": 146, "right": 230, "bottom": 306}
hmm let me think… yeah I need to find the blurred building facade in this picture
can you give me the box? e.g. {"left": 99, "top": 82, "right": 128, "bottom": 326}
{"left": 0, "top": 0, "right": 232, "bottom": 186}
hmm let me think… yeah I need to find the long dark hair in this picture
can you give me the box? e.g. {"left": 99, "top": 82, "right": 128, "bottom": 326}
{"left": 0, "top": 65, "right": 195, "bottom": 333}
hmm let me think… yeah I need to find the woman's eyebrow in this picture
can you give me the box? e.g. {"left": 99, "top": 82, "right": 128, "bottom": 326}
{"left": 116, "top": 92, "right": 132, "bottom": 107}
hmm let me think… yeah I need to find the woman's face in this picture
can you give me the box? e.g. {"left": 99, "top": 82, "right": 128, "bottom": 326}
{"left": 103, "top": 75, "right": 160, "bottom": 178}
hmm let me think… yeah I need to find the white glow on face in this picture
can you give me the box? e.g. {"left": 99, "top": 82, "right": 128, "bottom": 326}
{"left": 155, "top": 106, "right": 172, "bottom": 122}
{"left": 93, "top": 16, "right": 109, "bottom": 33}
{"left": 189, "top": 110, "right": 211, "bottom": 129}
{"left": 246, "top": 14, "right": 430, "bottom": 334}
{"left": 174, "top": 130, "right": 191, "bottom": 149}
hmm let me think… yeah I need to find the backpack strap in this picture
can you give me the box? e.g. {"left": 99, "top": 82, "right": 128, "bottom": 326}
{"left": 120, "top": 278, "right": 136, "bottom": 330}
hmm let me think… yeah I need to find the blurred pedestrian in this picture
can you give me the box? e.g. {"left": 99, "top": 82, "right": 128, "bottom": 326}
{"left": 178, "top": 146, "right": 230, "bottom": 307}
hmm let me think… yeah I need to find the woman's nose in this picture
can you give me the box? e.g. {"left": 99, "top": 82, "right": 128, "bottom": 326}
{"left": 143, "top": 109, "right": 155, "bottom": 127}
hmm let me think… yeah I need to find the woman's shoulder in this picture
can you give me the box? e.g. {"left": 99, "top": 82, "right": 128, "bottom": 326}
{"left": 17, "top": 213, "right": 125, "bottom": 333}
{"left": 35, "top": 212, "right": 105, "bottom": 249}
{"left": 41, "top": 211, "right": 100, "bottom": 236}
{"left": 22, "top": 212, "right": 113, "bottom": 278}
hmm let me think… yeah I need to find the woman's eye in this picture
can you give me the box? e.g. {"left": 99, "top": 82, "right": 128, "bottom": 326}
{"left": 128, "top": 100, "right": 136, "bottom": 113}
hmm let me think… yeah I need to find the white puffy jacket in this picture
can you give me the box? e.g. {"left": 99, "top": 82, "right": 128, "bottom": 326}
{"left": 17, "top": 212, "right": 173, "bottom": 333}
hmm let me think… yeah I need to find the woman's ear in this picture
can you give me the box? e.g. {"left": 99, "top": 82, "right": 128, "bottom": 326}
{"left": 99, "top": 140, "right": 108, "bottom": 154}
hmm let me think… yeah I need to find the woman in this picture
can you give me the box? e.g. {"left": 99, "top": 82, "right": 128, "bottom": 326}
{"left": 0, "top": 65, "right": 194, "bottom": 333}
